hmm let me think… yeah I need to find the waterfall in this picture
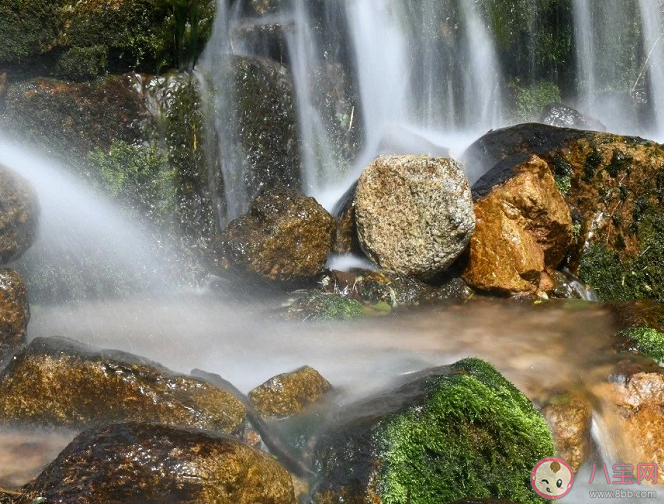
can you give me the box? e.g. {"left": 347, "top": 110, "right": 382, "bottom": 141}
{"left": 638, "top": 0, "right": 664, "bottom": 140}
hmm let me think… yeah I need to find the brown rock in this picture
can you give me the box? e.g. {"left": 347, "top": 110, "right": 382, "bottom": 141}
{"left": 17, "top": 422, "right": 296, "bottom": 504}
{"left": 217, "top": 189, "right": 335, "bottom": 285}
{"left": 355, "top": 155, "right": 475, "bottom": 278}
{"left": 0, "top": 269, "right": 29, "bottom": 364}
{"left": 0, "top": 164, "right": 39, "bottom": 264}
{"left": 543, "top": 395, "right": 592, "bottom": 473}
{"left": 249, "top": 366, "right": 332, "bottom": 418}
{"left": 462, "top": 155, "right": 573, "bottom": 295}
{"left": 0, "top": 337, "right": 246, "bottom": 433}
{"left": 331, "top": 182, "right": 362, "bottom": 255}
{"left": 0, "top": 73, "right": 7, "bottom": 110}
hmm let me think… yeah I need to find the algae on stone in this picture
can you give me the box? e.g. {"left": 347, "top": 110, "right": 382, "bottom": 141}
{"left": 617, "top": 326, "right": 664, "bottom": 365}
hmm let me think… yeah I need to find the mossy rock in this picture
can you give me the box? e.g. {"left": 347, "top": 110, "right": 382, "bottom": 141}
{"left": 616, "top": 326, "right": 664, "bottom": 365}
{"left": 284, "top": 291, "right": 365, "bottom": 321}
{"left": 0, "top": 0, "right": 62, "bottom": 65}
{"left": 312, "top": 358, "right": 555, "bottom": 504}
{"left": 53, "top": 45, "right": 108, "bottom": 81}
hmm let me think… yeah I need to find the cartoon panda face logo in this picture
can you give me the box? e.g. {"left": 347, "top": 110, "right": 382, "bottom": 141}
{"left": 531, "top": 457, "right": 574, "bottom": 499}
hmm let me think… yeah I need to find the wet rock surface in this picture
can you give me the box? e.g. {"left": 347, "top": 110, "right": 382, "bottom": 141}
{"left": 16, "top": 422, "right": 296, "bottom": 504}
{"left": 463, "top": 154, "right": 572, "bottom": 295}
{"left": 542, "top": 394, "right": 592, "bottom": 473}
{"left": 312, "top": 358, "right": 555, "bottom": 504}
{"left": 284, "top": 291, "right": 365, "bottom": 321}
{"left": 249, "top": 366, "right": 332, "bottom": 418}
{"left": 0, "top": 269, "right": 29, "bottom": 364}
{"left": 539, "top": 103, "right": 606, "bottom": 131}
{"left": 0, "top": 337, "right": 246, "bottom": 433}
{"left": 355, "top": 155, "right": 475, "bottom": 279}
{"left": 217, "top": 189, "right": 334, "bottom": 285}
{"left": 0, "top": 164, "right": 38, "bottom": 264}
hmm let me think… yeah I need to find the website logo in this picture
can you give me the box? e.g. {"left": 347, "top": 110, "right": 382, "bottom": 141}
{"left": 531, "top": 457, "right": 574, "bottom": 499}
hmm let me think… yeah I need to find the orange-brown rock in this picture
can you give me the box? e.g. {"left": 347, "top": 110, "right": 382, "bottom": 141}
{"left": 462, "top": 154, "right": 573, "bottom": 295}
{"left": 217, "top": 189, "right": 335, "bottom": 285}
{"left": 0, "top": 269, "right": 29, "bottom": 364}
{"left": 17, "top": 422, "right": 296, "bottom": 504}
{"left": 249, "top": 366, "right": 332, "bottom": 418}
{"left": 543, "top": 394, "right": 592, "bottom": 473}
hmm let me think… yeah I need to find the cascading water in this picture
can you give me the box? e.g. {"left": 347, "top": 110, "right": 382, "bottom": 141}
{"left": 638, "top": 0, "right": 664, "bottom": 139}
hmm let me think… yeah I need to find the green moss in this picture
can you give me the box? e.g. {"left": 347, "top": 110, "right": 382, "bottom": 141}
{"left": 509, "top": 80, "right": 561, "bottom": 122}
{"left": 54, "top": 45, "right": 108, "bottom": 81}
{"left": 583, "top": 149, "right": 602, "bottom": 182}
{"left": 618, "top": 326, "right": 664, "bottom": 364}
{"left": 0, "top": 0, "right": 62, "bottom": 64}
{"left": 376, "top": 358, "right": 555, "bottom": 503}
{"left": 285, "top": 292, "right": 365, "bottom": 321}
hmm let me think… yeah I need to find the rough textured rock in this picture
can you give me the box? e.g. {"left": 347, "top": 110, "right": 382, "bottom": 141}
{"left": 312, "top": 359, "right": 555, "bottom": 504}
{"left": 17, "top": 422, "right": 296, "bottom": 504}
{"left": 217, "top": 189, "right": 334, "bottom": 284}
{"left": 463, "top": 124, "right": 664, "bottom": 302}
{"left": 249, "top": 366, "right": 332, "bottom": 418}
{"left": 0, "top": 164, "right": 39, "bottom": 264}
{"left": 0, "top": 269, "right": 29, "bottom": 364}
{"left": 543, "top": 394, "right": 592, "bottom": 473}
{"left": 284, "top": 291, "right": 365, "bottom": 321}
{"left": 462, "top": 154, "right": 573, "bottom": 295}
{"left": 331, "top": 182, "right": 362, "bottom": 255}
{"left": 320, "top": 269, "right": 474, "bottom": 307}
{"left": 355, "top": 155, "right": 475, "bottom": 278}
{"left": 539, "top": 103, "right": 606, "bottom": 131}
{"left": 0, "top": 337, "right": 246, "bottom": 433}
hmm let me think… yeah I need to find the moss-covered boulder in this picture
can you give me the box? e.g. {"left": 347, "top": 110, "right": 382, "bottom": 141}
{"left": 216, "top": 189, "right": 334, "bottom": 285}
{"left": 464, "top": 123, "right": 664, "bottom": 302}
{"left": 249, "top": 366, "right": 333, "bottom": 418}
{"left": 312, "top": 358, "right": 555, "bottom": 504}
{"left": 0, "top": 336, "right": 246, "bottom": 433}
{"left": 320, "top": 269, "right": 473, "bottom": 307}
{"left": 355, "top": 155, "right": 475, "bottom": 279}
{"left": 0, "top": 164, "right": 39, "bottom": 264}
{"left": 0, "top": 0, "right": 61, "bottom": 65}
{"left": 16, "top": 422, "right": 296, "bottom": 504}
{"left": 462, "top": 154, "right": 573, "bottom": 296}
{"left": 284, "top": 291, "right": 365, "bottom": 321}
{"left": 616, "top": 326, "right": 664, "bottom": 365}
{"left": 0, "top": 269, "right": 29, "bottom": 365}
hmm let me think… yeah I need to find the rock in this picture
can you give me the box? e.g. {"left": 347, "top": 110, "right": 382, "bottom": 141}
{"left": 16, "top": 422, "right": 296, "bottom": 504}
{"left": 539, "top": 103, "right": 606, "bottom": 131}
{"left": 543, "top": 394, "right": 592, "bottom": 473}
{"left": 249, "top": 366, "right": 332, "bottom": 418}
{"left": 331, "top": 182, "right": 362, "bottom": 255}
{"left": 320, "top": 269, "right": 473, "bottom": 307}
{"left": 0, "top": 269, "right": 29, "bottom": 364}
{"left": 616, "top": 326, "right": 664, "bottom": 365}
{"left": 312, "top": 358, "right": 555, "bottom": 504}
{"left": 354, "top": 155, "right": 475, "bottom": 278}
{"left": 0, "top": 73, "right": 7, "bottom": 110}
{"left": 464, "top": 124, "right": 664, "bottom": 302}
{"left": 0, "top": 164, "right": 39, "bottom": 263}
{"left": 229, "top": 55, "right": 301, "bottom": 210}
{"left": 0, "top": 336, "right": 246, "bottom": 433}
{"left": 0, "top": 0, "right": 60, "bottom": 65}
{"left": 462, "top": 154, "right": 573, "bottom": 295}
{"left": 284, "top": 291, "right": 365, "bottom": 321}
{"left": 217, "top": 189, "right": 335, "bottom": 285}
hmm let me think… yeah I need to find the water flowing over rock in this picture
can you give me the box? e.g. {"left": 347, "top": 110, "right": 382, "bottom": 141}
{"left": 0, "top": 164, "right": 38, "bottom": 263}
{"left": 312, "top": 358, "right": 555, "bottom": 504}
{"left": 0, "top": 337, "right": 246, "bottom": 433}
{"left": 355, "top": 155, "right": 475, "bottom": 279}
{"left": 249, "top": 366, "right": 332, "bottom": 418}
{"left": 0, "top": 269, "right": 29, "bottom": 364}
{"left": 539, "top": 103, "right": 606, "bottom": 131}
{"left": 462, "top": 154, "right": 573, "bottom": 295}
{"left": 16, "top": 422, "right": 296, "bottom": 504}
{"left": 216, "top": 189, "right": 334, "bottom": 285}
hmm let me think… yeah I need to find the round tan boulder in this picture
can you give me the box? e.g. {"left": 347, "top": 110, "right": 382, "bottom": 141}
{"left": 0, "top": 164, "right": 38, "bottom": 264}
{"left": 355, "top": 155, "right": 475, "bottom": 278}
{"left": 17, "top": 422, "right": 296, "bottom": 504}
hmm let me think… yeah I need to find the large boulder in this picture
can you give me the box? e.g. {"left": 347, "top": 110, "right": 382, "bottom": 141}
{"left": 462, "top": 154, "right": 573, "bottom": 295}
{"left": 16, "top": 422, "right": 296, "bottom": 504}
{"left": 355, "top": 155, "right": 475, "bottom": 278}
{"left": 0, "top": 269, "right": 29, "bottom": 364}
{"left": 312, "top": 358, "right": 555, "bottom": 504}
{"left": 216, "top": 189, "right": 335, "bottom": 285}
{"left": 0, "top": 336, "right": 246, "bottom": 433}
{"left": 249, "top": 366, "right": 332, "bottom": 418}
{"left": 463, "top": 124, "right": 664, "bottom": 302}
{"left": 0, "top": 164, "right": 38, "bottom": 263}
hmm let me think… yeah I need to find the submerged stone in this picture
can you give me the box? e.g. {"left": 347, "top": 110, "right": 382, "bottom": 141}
{"left": 16, "top": 422, "right": 296, "bottom": 504}
{"left": 0, "top": 164, "right": 38, "bottom": 264}
{"left": 217, "top": 189, "right": 334, "bottom": 285}
{"left": 463, "top": 154, "right": 572, "bottom": 295}
{"left": 249, "top": 366, "right": 332, "bottom": 418}
{"left": 0, "top": 269, "right": 29, "bottom": 364}
{"left": 355, "top": 155, "right": 475, "bottom": 279}
{"left": 312, "top": 358, "right": 555, "bottom": 504}
{"left": 0, "top": 336, "right": 246, "bottom": 433}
